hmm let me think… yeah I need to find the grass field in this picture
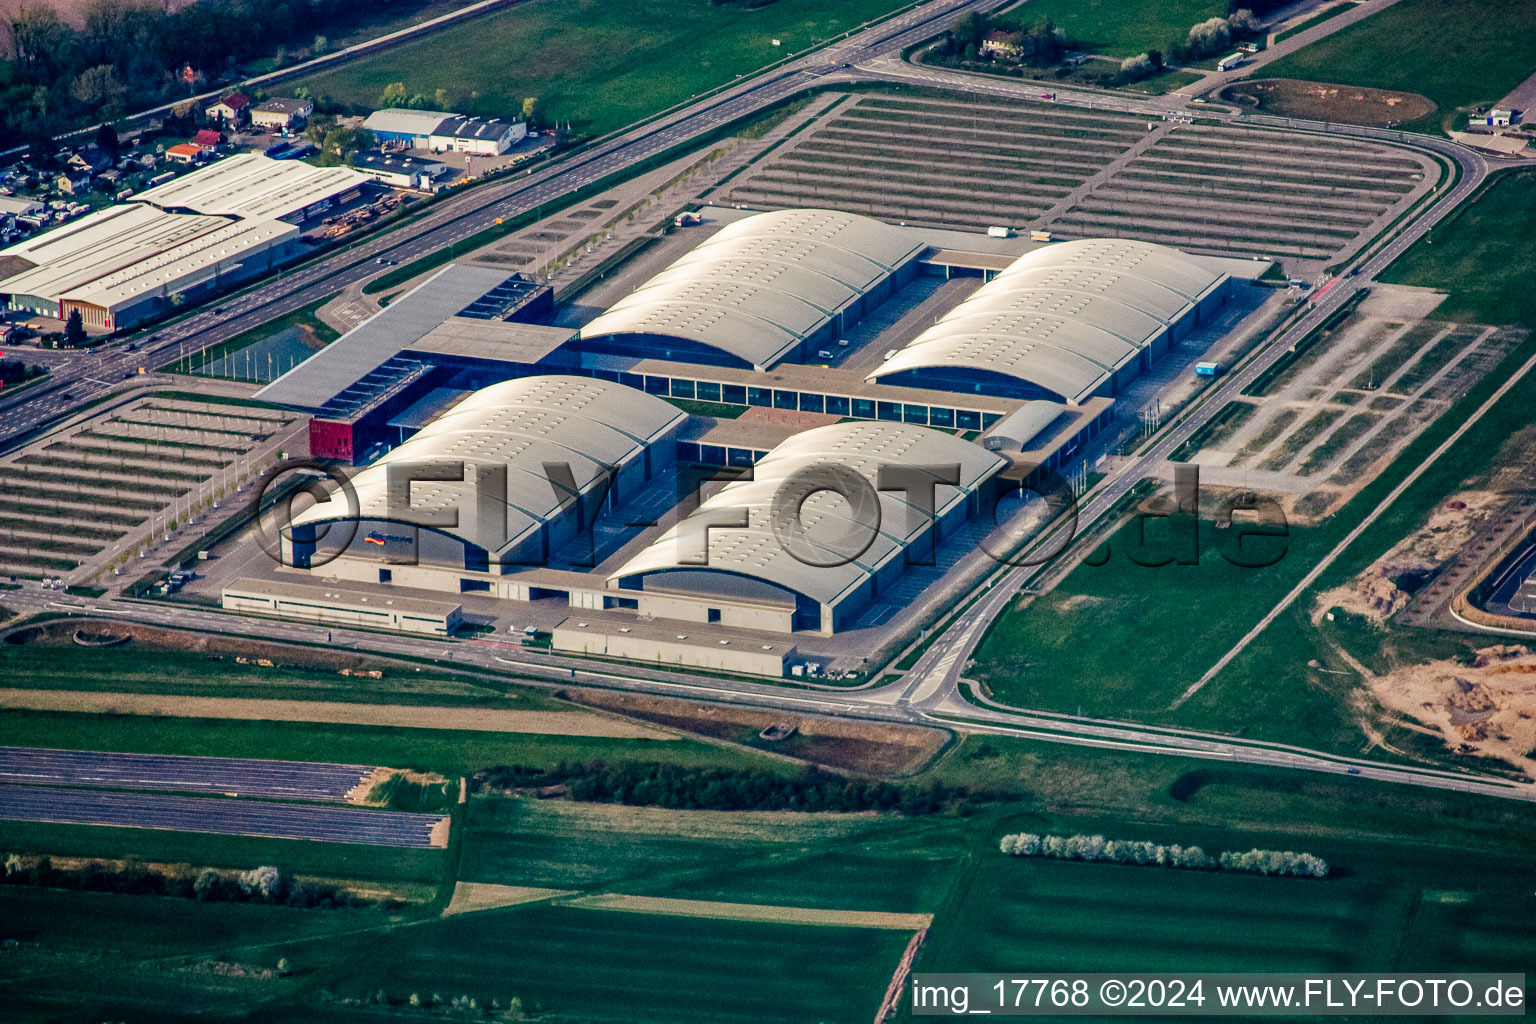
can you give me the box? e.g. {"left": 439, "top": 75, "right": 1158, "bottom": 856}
{"left": 1258, "top": 0, "right": 1536, "bottom": 122}
{"left": 161, "top": 295, "right": 339, "bottom": 376}
{"left": 459, "top": 797, "right": 970, "bottom": 912}
{"left": 1379, "top": 169, "right": 1536, "bottom": 325}
{"left": 0, "top": 709, "right": 775, "bottom": 777}
{"left": 969, "top": 516, "right": 1360, "bottom": 747}
{"left": 1004, "top": 0, "right": 1226, "bottom": 57}
{"left": 921, "top": 801, "right": 1536, "bottom": 992}
{"left": 5, "top": 729, "right": 1536, "bottom": 1022}
{"left": 294, "top": 0, "right": 914, "bottom": 135}
{"left": 0, "top": 885, "right": 388, "bottom": 1021}
{"left": 293, "top": 903, "right": 909, "bottom": 1023}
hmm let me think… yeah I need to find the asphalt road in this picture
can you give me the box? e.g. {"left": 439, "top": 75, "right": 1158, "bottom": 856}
{"left": 0, "top": 782, "right": 447, "bottom": 847}
{"left": 0, "top": 745, "right": 377, "bottom": 801}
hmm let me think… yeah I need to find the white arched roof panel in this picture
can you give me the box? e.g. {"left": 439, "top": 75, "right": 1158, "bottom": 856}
{"left": 611, "top": 422, "right": 1005, "bottom": 607}
{"left": 580, "top": 208, "right": 923, "bottom": 369}
{"left": 871, "top": 238, "right": 1226, "bottom": 404}
{"left": 292, "top": 376, "right": 684, "bottom": 557}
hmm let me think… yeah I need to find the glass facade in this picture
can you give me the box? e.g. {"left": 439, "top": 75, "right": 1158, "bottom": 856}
{"left": 564, "top": 368, "right": 1007, "bottom": 438}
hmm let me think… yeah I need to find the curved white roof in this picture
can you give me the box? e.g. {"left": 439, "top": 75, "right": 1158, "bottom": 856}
{"left": 580, "top": 209, "right": 923, "bottom": 369}
{"left": 873, "top": 239, "right": 1226, "bottom": 404}
{"left": 611, "top": 422, "right": 1005, "bottom": 608}
{"left": 292, "top": 376, "right": 683, "bottom": 558}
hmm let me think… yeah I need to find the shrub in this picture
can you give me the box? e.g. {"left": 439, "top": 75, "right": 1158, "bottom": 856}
{"left": 1228, "top": 8, "right": 1261, "bottom": 37}
{"left": 1187, "top": 17, "right": 1232, "bottom": 58}
{"left": 1119, "top": 53, "right": 1157, "bottom": 82}
{"left": 238, "top": 865, "right": 288, "bottom": 902}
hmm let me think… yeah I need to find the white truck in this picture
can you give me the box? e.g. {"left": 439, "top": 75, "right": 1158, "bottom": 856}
{"left": 987, "top": 225, "right": 1014, "bottom": 238}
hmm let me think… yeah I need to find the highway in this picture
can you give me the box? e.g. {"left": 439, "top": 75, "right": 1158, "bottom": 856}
{"left": 0, "top": 2, "right": 1527, "bottom": 807}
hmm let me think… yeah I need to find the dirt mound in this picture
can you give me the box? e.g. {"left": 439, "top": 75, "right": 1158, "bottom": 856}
{"left": 1222, "top": 78, "right": 1435, "bottom": 127}
{"left": 1315, "top": 490, "right": 1502, "bottom": 623}
{"left": 1365, "top": 645, "right": 1536, "bottom": 773}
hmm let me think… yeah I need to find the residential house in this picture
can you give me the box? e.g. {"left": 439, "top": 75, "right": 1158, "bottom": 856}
{"left": 207, "top": 92, "right": 250, "bottom": 125}
{"left": 67, "top": 147, "right": 113, "bottom": 175}
{"left": 56, "top": 172, "right": 92, "bottom": 195}
{"left": 165, "top": 142, "right": 209, "bottom": 165}
{"left": 979, "top": 29, "right": 1024, "bottom": 62}
{"left": 193, "top": 129, "right": 224, "bottom": 148}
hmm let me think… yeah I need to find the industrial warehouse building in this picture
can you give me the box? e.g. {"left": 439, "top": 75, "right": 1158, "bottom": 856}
{"left": 284, "top": 375, "right": 686, "bottom": 582}
{"left": 872, "top": 238, "right": 1231, "bottom": 405}
{"left": 578, "top": 209, "right": 926, "bottom": 369}
{"left": 362, "top": 108, "right": 526, "bottom": 155}
{"left": 0, "top": 155, "right": 371, "bottom": 329}
{"left": 241, "top": 206, "right": 1263, "bottom": 658}
{"left": 222, "top": 578, "right": 462, "bottom": 635}
{"left": 363, "top": 108, "right": 458, "bottom": 148}
{"left": 610, "top": 421, "right": 1007, "bottom": 634}
{"left": 552, "top": 618, "right": 796, "bottom": 677}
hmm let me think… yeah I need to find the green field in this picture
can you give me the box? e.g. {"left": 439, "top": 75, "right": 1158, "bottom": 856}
{"left": 1259, "top": 0, "right": 1536, "bottom": 117}
{"left": 0, "top": 709, "right": 775, "bottom": 777}
{"left": 5, "top": 726, "right": 1536, "bottom": 1022}
{"left": 0, "top": 819, "right": 446, "bottom": 885}
{"left": 1380, "top": 169, "right": 1536, "bottom": 324}
{"left": 295, "top": 0, "right": 914, "bottom": 135}
{"left": 460, "top": 797, "right": 970, "bottom": 911}
{"left": 1121, "top": 69, "right": 1205, "bottom": 95}
{"left": 0, "top": 886, "right": 394, "bottom": 1022}
{"left": 1002, "top": 0, "right": 1226, "bottom": 57}
{"left": 293, "top": 904, "right": 908, "bottom": 1023}
{"left": 924, "top": 815, "right": 1536, "bottom": 983}
{"left": 969, "top": 516, "right": 1360, "bottom": 747}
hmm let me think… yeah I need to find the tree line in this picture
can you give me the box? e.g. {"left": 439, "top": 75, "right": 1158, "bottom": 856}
{"left": 472, "top": 761, "right": 986, "bottom": 815}
{"left": 2, "top": 853, "right": 382, "bottom": 907}
{"left": 999, "top": 831, "right": 1330, "bottom": 878}
{"left": 0, "top": 0, "right": 438, "bottom": 148}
